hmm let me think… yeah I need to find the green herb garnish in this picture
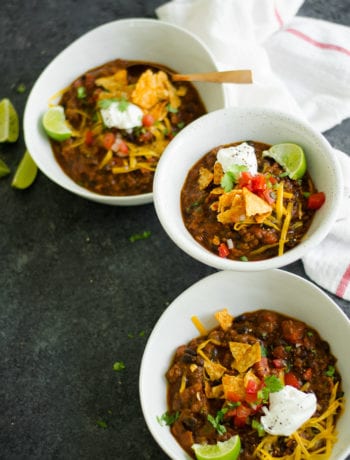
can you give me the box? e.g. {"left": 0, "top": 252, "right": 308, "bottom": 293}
{"left": 113, "top": 361, "right": 125, "bottom": 372}
{"left": 252, "top": 419, "right": 265, "bottom": 437}
{"left": 259, "top": 375, "right": 284, "bottom": 403}
{"left": 167, "top": 104, "right": 178, "bottom": 113}
{"left": 96, "top": 419, "right": 108, "bottom": 429}
{"left": 98, "top": 96, "right": 129, "bottom": 112}
{"left": 221, "top": 164, "right": 248, "bottom": 192}
{"left": 157, "top": 411, "right": 179, "bottom": 426}
{"left": 16, "top": 83, "right": 26, "bottom": 94}
{"left": 207, "top": 408, "right": 229, "bottom": 435}
{"left": 325, "top": 365, "right": 335, "bottom": 377}
{"left": 240, "top": 256, "right": 249, "bottom": 262}
{"left": 129, "top": 230, "right": 151, "bottom": 242}
{"left": 77, "top": 86, "right": 87, "bottom": 99}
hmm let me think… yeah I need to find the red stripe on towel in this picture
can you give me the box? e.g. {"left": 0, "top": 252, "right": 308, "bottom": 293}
{"left": 285, "top": 28, "right": 350, "bottom": 57}
{"left": 336, "top": 265, "right": 350, "bottom": 298}
{"left": 274, "top": 7, "right": 284, "bottom": 27}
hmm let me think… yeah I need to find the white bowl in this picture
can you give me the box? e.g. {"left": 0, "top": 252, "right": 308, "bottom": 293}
{"left": 153, "top": 106, "right": 342, "bottom": 270}
{"left": 139, "top": 270, "right": 350, "bottom": 460}
{"left": 23, "top": 18, "right": 226, "bottom": 206}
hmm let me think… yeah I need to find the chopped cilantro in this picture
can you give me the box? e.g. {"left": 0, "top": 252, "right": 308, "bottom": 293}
{"left": 139, "top": 330, "right": 145, "bottom": 337}
{"left": 129, "top": 230, "right": 151, "bottom": 242}
{"left": 77, "top": 86, "right": 86, "bottom": 99}
{"left": 260, "top": 344, "right": 267, "bottom": 357}
{"left": 157, "top": 411, "right": 179, "bottom": 426}
{"left": 207, "top": 408, "right": 228, "bottom": 435}
{"left": 16, "top": 83, "right": 26, "bottom": 94}
{"left": 113, "top": 361, "right": 125, "bottom": 372}
{"left": 96, "top": 419, "right": 108, "bottom": 429}
{"left": 221, "top": 164, "right": 248, "bottom": 192}
{"left": 167, "top": 104, "right": 178, "bottom": 113}
{"left": 259, "top": 375, "right": 284, "bottom": 403}
{"left": 307, "top": 330, "right": 314, "bottom": 337}
{"left": 177, "top": 121, "right": 185, "bottom": 129}
{"left": 252, "top": 419, "right": 265, "bottom": 437}
{"left": 325, "top": 365, "right": 335, "bottom": 377}
{"left": 240, "top": 256, "right": 249, "bottom": 262}
{"left": 98, "top": 96, "right": 129, "bottom": 112}
{"left": 303, "top": 191, "right": 311, "bottom": 198}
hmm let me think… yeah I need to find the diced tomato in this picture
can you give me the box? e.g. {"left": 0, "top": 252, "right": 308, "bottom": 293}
{"left": 85, "top": 130, "right": 94, "bottom": 146}
{"left": 272, "top": 359, "right": 286, "bottom": 369}
{"left": 246, "top": 379, "right": 259, "bottom": 394}
{"left": 218, "top": 242, "right": 230, "bottom": 258}
{"left": 142, "top": 113, "right": 155, "bottom": 127}
{"left": 238, "top": 171, "right": 252, "bottom": 190}
{"left": 234, "top": 404, "right": 251, "bottom": 427}
{"left": 251, "top": 174, "right": 266, "bottom": 192}
{"left": 116, "top": 139, "right": 129, "bottom": 157}
{"left": 303, "top": 368, "right": 313, "bottom": 381}
{"left": 284, "top": 371, "right": 301, "bottom": 389}
{"left": 245, "top": 392, "right": 258, "bottom": 404}
{"left": 307, "top": 192, "right": 326, "bottom": 210}
{"left": 103, "top": 132, "right": 116, "bottom": 150}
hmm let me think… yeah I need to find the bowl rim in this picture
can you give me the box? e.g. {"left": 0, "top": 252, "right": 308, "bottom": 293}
{"left": 139, "top": 269, "right": 350, "bottom": 460}
{"left": 153, "top": 106, "right": 343, "bottom": 270}
{"left": 23, "top": 17, "right": 225, "bottom": 206}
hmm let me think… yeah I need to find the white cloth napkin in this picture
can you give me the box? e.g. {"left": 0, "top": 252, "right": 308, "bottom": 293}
{"left": 156, "top": 0, "right": 350, "bottom": 300}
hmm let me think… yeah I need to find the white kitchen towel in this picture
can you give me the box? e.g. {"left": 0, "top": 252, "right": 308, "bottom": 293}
{"left": 156, "top": 0, "right": 350, "bottom": 300}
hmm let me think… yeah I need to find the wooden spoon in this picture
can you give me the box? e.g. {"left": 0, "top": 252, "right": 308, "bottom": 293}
{"left": 171, "top": 69, "right": 253, "bottom": 84}
{"left": 124, "top": 61, "right": 253, "bottom": 84}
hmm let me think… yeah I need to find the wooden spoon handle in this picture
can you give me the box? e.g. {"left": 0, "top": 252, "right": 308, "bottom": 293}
{"left": 172, "top": 69, "right": 253, "bottom": 84}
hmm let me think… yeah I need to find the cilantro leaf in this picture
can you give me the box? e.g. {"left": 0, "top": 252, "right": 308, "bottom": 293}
{"left": 98, "top": 96, "right": 129, "bottom": 111}
{"left": 129, "top": 230, "right": 151, "bottom": 242}
{"left": 167, "top": 104, "right": 178, "bottom": 113}
{"left": 113, "top": 361, "right": 125, "bottom": 371}
{"left": 207, "top": 407, "right": 230, "bottom": 435}
{"left": 220, "top": 164, "right": 248, "bottom": 192}
{"left": 259, "top": 375, "right": 284, "bottom": 403}
{"left": 157, "top": 411, "right": 179, "bottom": 426}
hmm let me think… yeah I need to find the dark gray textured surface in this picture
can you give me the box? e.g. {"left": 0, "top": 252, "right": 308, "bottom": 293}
{"left": 0, "top": 1, "right": 349, "bottom": 459}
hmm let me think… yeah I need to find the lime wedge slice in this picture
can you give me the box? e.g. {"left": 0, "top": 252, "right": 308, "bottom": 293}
{"left": 0, "top": 158, "right": 11, "bottom": 177}
{"left": 262, "top": 143, "right": 307, "bottom": 180}
{"left": 42, "top": 105, "right": 72, "bottom": 141}
{"left": 0, "top": 98, "right": 19, "bottom": 143}
{"left": 192, "top": 435, "right": 241, "bottom": 460}
{"left": 11, "top": 150, "right": 38, "bottom": 189}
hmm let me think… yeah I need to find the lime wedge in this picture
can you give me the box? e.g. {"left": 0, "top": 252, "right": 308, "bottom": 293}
{"left": 262, "top": 143, "right": 307, "bottom": 180}
{"left": 42, "top": 105, "right": 72, "bottom": 141}
{"left": 11, "top": 150, "right": 38, "bottom": 189}
{"left": 0, "top": 158, "right": 11, "bottom": 177}
{"left": 192, "top": 436, "right": 241, "bottom": 460}
{"left": 0, "top": 98, "right": 19, "bottom": 143}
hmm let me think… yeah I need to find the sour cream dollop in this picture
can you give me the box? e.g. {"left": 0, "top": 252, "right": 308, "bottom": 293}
{"left": 216, "top": 142, "right": 258, "bottom": 175}
{"left": 101, "top": 102, "right": 143, "bottom": 130}
{"left": 260, "top": 385, "right": 317, "bottom": 436}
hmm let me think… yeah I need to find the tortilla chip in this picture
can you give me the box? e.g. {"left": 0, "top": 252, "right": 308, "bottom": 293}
{"left": 131, "top": 69, "right": 180, "bottom": 111}
{"left": 95, "top": 70, "right": 128, "bottom": 93}
{"left": 222, "top": 374, "right": 245, "bottom": 400}
{"left": 244, "top": 369, "right": 261, "bottom": 388}
{"left": 215, "top": 308, "right": 233, "bottom": 331}
{"left": 243, "top": 187, "right": 272, "bottom": 217}
{"left": 217, "top": 191, "right": 246, "bottom": 224}
{"left": 229, "top": 341, "right": 261, "bottom": 373}
{"left": 205, "top": 382, "right": 224, "bottom": 399}
{"left": 204, "top": 360, "right": 227, "bottom": 381}
{"left": 198, "top": 167, "right": 213, "bottom": 190}
{"left": 213, "top": 161, "right": 224, "bottom": 185}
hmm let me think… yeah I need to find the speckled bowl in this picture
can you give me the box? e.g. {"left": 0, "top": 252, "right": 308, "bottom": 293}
{"left": 153, "top": 106, "right": 342, "bottom": 270}
{"left": 23, "top": 18, "right": 226, "bottom": 206}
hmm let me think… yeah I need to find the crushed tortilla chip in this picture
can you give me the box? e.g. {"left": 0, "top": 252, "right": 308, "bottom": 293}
{"left": 215, "top": 308, "right": 233, "bottom": 331}
{"left": 229, "top": 341, "right": 261, "bottom": 373}
{"left": 131, "top": 69, "right": 180, "bottom": 113}
{"left": 198, "top": 167, "right": 213, "bottom": 190}
{"left": 243, "top": 187, "right": 272, "bottom": 217}
{"left": 95, "top": 70, "right": 128, "bottom": 94}
{"left": 205, "top": 381, "right": 224, "bottom": 399}
{"left": 204, "top": 360, "right": 227, "bottom": 381}
{"left": 222, "top": 374, "right": 245, "bottom": 400}
{"left": 217, "top": 190, "right": 246, "bottom": 224}
{"left": 213, "top": 161, "right": 224, "bottom": 185}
